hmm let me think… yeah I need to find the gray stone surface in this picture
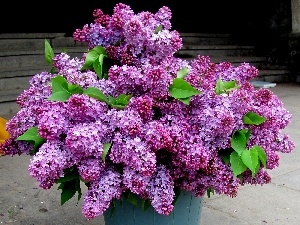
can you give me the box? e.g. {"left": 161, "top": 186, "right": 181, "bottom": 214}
{"left": 0, "top": 83, "right": 299, "bottom": 225}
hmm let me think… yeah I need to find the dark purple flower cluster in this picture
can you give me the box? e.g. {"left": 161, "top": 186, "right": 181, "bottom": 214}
{"left": 2, "top": 2, "right": 295, "bottom": 220}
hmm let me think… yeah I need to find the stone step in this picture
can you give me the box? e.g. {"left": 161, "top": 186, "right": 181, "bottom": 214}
{"left": 255, "top": 69, "right": 290, "bottom": 83}
{"left": 212, "top": 56, "right": 266, "bottom": 67}
{"left": 51, "top": 37, "right": 88, "bottom": 48}
{"left": 0, "top": 33, "right": 67, "bottom": 52}
{"left": 0, "top": 38, "right": 87, "bottom": 52}
{"left": 0, "top": 33, "right": 66, "bottom": 39}
{"left": 176, "top": 45, "right": 254, "bottom": 57}
{"left": 0, "top": 47, "right": 87, "bottom": 69}
{"left": 0, "top": 88, "right": 24, "bottom": 103}
{"left": 0, "top": 76, "right": 31, "bottom": 91}
{"left": 0, "top": 39, "right": 48, "bottom": 51}
{"left": 0, "top": 65, "right": 52, "bottom": 78}
{"left": 0, "top": 101, "right": 20, "bottom": 120}
{"left": 180, "top": 33, "right": 235, "bottom": 45}
{"left": 180, "top": 55, "right": 267, "bottom": 67}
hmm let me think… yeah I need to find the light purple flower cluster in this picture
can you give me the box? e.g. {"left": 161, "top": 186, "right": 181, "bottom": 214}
{"left": 2, "top": 2, "right": 295, "bottom": 220}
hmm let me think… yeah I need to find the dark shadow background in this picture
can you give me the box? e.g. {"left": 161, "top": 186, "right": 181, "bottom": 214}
{"left": 0, "top": 0, "right": 291, "bottom": 38}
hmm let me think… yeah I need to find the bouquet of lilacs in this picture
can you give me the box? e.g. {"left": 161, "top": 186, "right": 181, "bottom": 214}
{"left": 1, "top": 3, "right": 295, "bottom": 220}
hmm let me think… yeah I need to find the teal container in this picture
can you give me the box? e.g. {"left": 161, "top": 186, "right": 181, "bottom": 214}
{"left": 104, "top": 191, "right": 203, "bottom": 225}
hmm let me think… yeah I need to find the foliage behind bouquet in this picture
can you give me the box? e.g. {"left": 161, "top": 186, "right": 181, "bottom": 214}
{"left": 1, "top": 3, "right": 295, "bottom": 220}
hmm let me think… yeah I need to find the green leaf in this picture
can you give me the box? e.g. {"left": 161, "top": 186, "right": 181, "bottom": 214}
{"left": 93, "top": 57, "right": 102, "bottom": 79}
{"left": 220, "top": 152, "right": 230, "bottom": 165}
{"left": 107, "top": 95, "right": 116, "bottom": 105}
{"left": 45, "top": 39, "right": 54, "bottom": 64}
{"left": 172, "top": 186, "right": 181, "bottom": 206}
{"left": 206, "top": 188, "right": 215, "bottom": 198}
{"left": 110, "top": 200, "right": 117, "bottom": 218}
{"left": 115, "top": 94, "right": 132, "bottom": 106}
{"left": 178, "top": 97, "right": 191, "bottom": 105}
{"left": 92, "top": 46, "right": 106, "bottom": 55}
{"left": 142, "top": 199, "right": 151, "bottom": 211}
{"left": 48, "top": 75, "right": 82, "bottom": 101}
{"left": 241, "top": 148, "right": 259, "bottom": 177}
{"left": 169, "top": 78, "right": 201, "bottom": 99}
{"left": 50, "top": 76, "right": 69, "bottom": 93}
{"left": 16, "top": 127, "right": 45, "bottom": 148}
{"left": 239, "top": 129, "right": 251, "bottom": 142}
{"left": 102, "top": 63, "right": 109, "bottom": 80}
{"left": 111, "top": 104, "right": 127, "bottom": 110}
{"left": 81, "top": 49, "right": 100, "bottom": 71}
{"left": 223, "top": 80, "right": 237, "bottom": 91}
{"left": 127, "top": 192, "right": 138, "bottom": 206}
{"left": 215, "top": 77, "right": 225, "bottom": 95}
{"left": 109, "top": 94, "right": 133, "bottom": 109}
{"left": 75, "top": 177, "right": 82, "bottom": 203}
{"left": 83, "top": 87, "right": 109, "bottom": 103}
{"left": 93, "top": 54, "right": 106, "bottom": 79}
{"left": 81, "top": 46, "right": 107, "bottom": 73}
{"left": 176, "top": 67, "right": 189, "bottom": 79}
{"left": 231, "top": 130, "right": 247, "bottom": 156}
{"left": 57, "top": 182, "right": 65, "bottom": 190}
{"left": 215, "top": 77, "right": 238, "bottom": 94}
{"left": 251, "top": 145, "right": 267, "bottom": 167}
{"left": 67, "top": 84, "right": 83, "bottom": 94}
{"left": 102, "top": 143, "right": 112, "bottom": 162}
{"left": 48, "top": 91, "right": 71, "bottom": 102}
{"left": 242, "top": 111, "right": 267, "bottom": 125}
{"left": 60, "top": 180, "right": 77, "bottom": 205}
{"left": 50, "top": 67, "right": 57, "bottom": 74}
{"left": 254, "top": 160, "right": 261, "bottom": 175}
{"left": 55, "top": 173, "right": 78, "bottom": 183}
{"left": 230, "top": 151, "right": 248, "bottom": 177}
{"left": 56, "top": 168, "right": 82, "bottom": 205}
{"left": 154, "top": 24, "right": 162, "bottom": 34}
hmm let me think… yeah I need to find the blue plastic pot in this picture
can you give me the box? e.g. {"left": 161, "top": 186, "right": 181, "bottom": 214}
{"left": 104, "top": 191, "right": 203, "bottom": 225}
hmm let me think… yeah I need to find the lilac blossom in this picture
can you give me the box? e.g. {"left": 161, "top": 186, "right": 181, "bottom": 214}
{"left": 174, "top": 158, "right": 240, "bottom": 198}
{"left": 2, "top": 2, "right": 295, "bottom": 219}
{"left": 65, "top": 122, "right": 111, "bottom": 160}
{"left": 147, "top": 165, "right": 174, "bottom": 215}
{"left": 241, "top": 169, "right": 271, "bottom": 185}
{"left": 37, "top": 102, "right": 69, "bottom": 140}
{"left": 66, "top": 94, "right": 108, "bottom": 123}
{"left": 140, "top": 120, "right": 173, "bottom": 152}
{"left": 16, "top": 85, "right": 52, "bottom": 108}
{"left": 127, "top": 95, "right": 154, "bottom": 122}
{"left": 29, "top": 71, "right": 55, "bottom": 88}
{"left": 82, "top": 167, "right": 122, "bottom": 219}
{"left": 109, "top": 133, "right": 156, "bottom": 176}
{"left": 110, "top": 109, "right": 143, "bottom": 136}
{"left": 1, "top": 138, "right": 33, "bottom": 155}
{"left": 122, "top": 166, "right": 150, "bottom": 197}
{"left": 77, "top": 157, "right": 105, "bottom": 182}
{"left": 5, "top": 107, "right": 37, "bottom": 138}
{"left": 28, "top": 140, "right": 74, "bottom": 189}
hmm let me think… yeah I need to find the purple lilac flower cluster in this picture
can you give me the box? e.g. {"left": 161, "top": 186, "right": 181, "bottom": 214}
{"left": 1, "top": 3, "right": 295, "bottom": 220}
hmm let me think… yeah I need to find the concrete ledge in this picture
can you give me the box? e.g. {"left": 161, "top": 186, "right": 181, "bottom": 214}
{"left": 0, "top": 65, "right": 52, "bottom": 78}
{"left": 0, "top": 76, "right": 32, "bottom": 90}
{"left": 180, "top": 33, "right": 232, "bottom": 38}
{"left": 0, "top": 33, "right": 66, "bottom": 39}
{"left": 0, "top": 47, "right": 87, "bottom": 57}
{"left": 0, "top": 88, "right": 24, "bottom": 103}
